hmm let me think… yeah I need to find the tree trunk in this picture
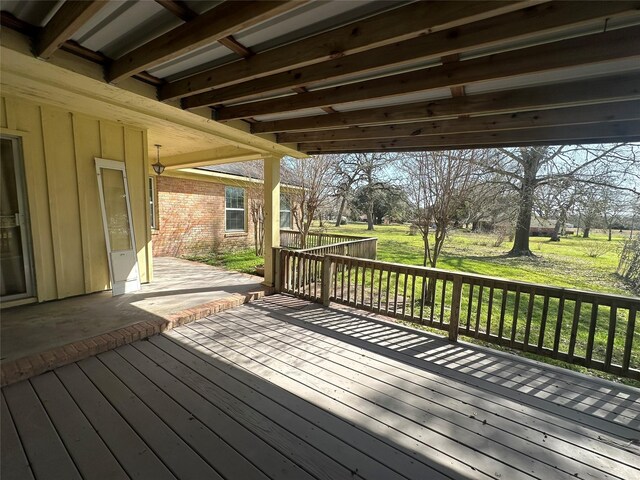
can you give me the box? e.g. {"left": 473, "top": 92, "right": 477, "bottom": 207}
{"left": 335, "top": 195, "right": 347, "bottom": 226}
{"left": 608, "top": 227, "right": 612, "bottom": 241}
{"left": 509, "top": 186, "right": 535, "bottom": 256}
{"left": 550, "top": 218, "right": 562, "bottom": 242}
{"left": 583, "top": 227, "right": 591, "bottom": 238}
{"left": 366, "top": 199, "right": 374, "bottom": 230}
{"left": 471, "top": 220, "right": 480, "bottom": 232}
{"left": 508, "top": 151, "right": 540, "bottom": 256}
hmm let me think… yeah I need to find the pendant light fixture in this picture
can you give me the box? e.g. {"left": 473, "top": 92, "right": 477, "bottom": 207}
{"left": 152, "top": 144, "right": 165, "bottom": 175}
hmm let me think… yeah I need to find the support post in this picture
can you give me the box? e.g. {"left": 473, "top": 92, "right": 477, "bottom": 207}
{"left": 449, "top": 276, "right": 463, "bottom": 342}
{"left": 321, "top": 256, "right": 334, "bottom": 306}
{"left": 263, "top": 155, "right": 281, "bottom": 287}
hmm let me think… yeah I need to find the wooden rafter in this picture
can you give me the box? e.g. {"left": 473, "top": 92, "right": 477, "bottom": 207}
{"left": 155, "top": 0, "right": 254, "bottom": 58}
{"left": 36, "top": 1, "right": 108, "bottom": 59}
{"left": 250, "top": 73, "right": 640, "bottom": 134}
{"left": 299, "top": 120, "right": 640, "bottom": 153}
{"left": 107, "top": 1, "right": 301, "bottom": 83}
{"left": 183, "top": 1, "right": 640, "bottom": 109}
{"left": 278, "top": 101, "right": 640, "bottom": 143}
{"left": 160, "top": 1, "right": 537, "bottom": 101}
{"left": 215, "top": 26, "right": 640, "bottom": 121}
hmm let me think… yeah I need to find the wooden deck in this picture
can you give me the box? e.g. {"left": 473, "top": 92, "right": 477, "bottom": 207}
{"left": 2, "top": 294, "right": 639, "bottom": 480}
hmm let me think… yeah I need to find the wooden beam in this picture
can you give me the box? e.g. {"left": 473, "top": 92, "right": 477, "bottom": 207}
{"left": 36, "top": 1, "right": 108, "bottom": 59}
{"left": 155, "top": 1, "right": 254, "bottom": 58}
{"left": 160, "top": 1, "right": 537, "bottom": 100}
{"left": 299, "top": 120, "right": 640, "bottom": 153}
{"left": 278, "top": 101, "right": 640, "bottom": 143}
{"left": 216, "top": 25, "right": 640, "bottom": 121}
{"left": 107, "top": 1, "right": 301, "bottom": 83}
{"left": 184, "top": 1, "right": 640, "bottom": 108}
{"left": 251, "top": 73, "right": 640, "bottom": 134}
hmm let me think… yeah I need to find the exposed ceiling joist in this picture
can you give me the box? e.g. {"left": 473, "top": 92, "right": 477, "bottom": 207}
{"left": 299, "top": 120, "right": 640, "bottom": 153}
{"left": 182, "top": 1, "right": 640, "bottom": 109}
{"left": 155, "top": 0, "right": 254, "bottom": 58}
{"left": 36, "top": 1, "right": 108, "bottom": 59}
{"left": 216, "top": 26, "right": 640, "bottom": 121}
{"left": 107, "top": 1, "right": 300, "bottom": 83}
{"left": 160, "top": 0, "right": 538, "bottom": 101}
{"left": 278, "top": 101, "right": 640, "bottom": 143}
{"left": 251, "top": 73, "right": 640, "bottom": 134}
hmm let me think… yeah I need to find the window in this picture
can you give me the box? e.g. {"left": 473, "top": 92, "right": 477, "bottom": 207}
{"left": 280, "top": 194, "right": 292, "bottom": 229}
{"left": 225, "top": 186, "right": 245, "bottom": 231}
{"left": 148, "top": 177, "right": 157, "bottom": 229}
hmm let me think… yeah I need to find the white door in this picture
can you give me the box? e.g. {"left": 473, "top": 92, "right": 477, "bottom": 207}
{"left": 95, "top": 158, "right": 140, "bottom": 296}
{"left": 0, "top": 136, "right": 34, "bottom": 301}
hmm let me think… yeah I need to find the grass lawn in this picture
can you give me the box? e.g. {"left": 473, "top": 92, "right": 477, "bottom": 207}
{"left": 321, "top": 223, "right": 634, "bottom": 296}
{"left": 185, "top": 249, "right": 262, "bottom": 275}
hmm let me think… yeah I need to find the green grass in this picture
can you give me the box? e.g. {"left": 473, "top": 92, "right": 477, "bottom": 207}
{"left": 184, "top": 249, "right": 262, "bottom": 275}
{"left": 322, "top": 223, "right": 633, "bottom": 295}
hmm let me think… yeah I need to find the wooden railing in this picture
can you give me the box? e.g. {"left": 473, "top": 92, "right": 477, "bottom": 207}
{"left": 279, "top": 229, "right": 377, "bottom": 259}
{"left": 275, "top": 250, "right": 640, "bottom": 379}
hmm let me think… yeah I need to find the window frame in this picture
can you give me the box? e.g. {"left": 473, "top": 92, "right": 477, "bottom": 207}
{"left": 280, "top": 193, "right": 292, "bottom": 229}
{"left": 225, "top": 186, "right": 246, "bottom": 232}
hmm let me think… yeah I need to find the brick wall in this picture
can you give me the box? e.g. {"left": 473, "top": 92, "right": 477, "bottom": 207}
{"left": 152, "top": 175, "right": 257, "bottom": 257}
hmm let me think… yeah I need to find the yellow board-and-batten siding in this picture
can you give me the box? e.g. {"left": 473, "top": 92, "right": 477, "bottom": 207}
{"left": 0, "top": 95, "right": 153, "bottom": 302}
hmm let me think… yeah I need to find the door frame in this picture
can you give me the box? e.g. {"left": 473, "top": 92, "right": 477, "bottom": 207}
{"left": 95, "top": 158, "right": 140, "bottom": 295}
{"left": 0, "top": 133, "right": 35, "bottom": 302}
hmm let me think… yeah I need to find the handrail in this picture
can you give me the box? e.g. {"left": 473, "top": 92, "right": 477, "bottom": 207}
{"left": 275, "top": 248, "right": 640, "bottom": 379}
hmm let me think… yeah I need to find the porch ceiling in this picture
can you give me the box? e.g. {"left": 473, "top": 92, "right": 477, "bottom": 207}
{"left": 2, "top": 1, "right": 640, "bottom": 154}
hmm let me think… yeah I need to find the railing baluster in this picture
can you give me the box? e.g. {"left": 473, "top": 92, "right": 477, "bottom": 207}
{"left": 385, "top": 269, "right": 391, "bottom": 315}
{"left": 369, "top": 265, "right": 375, "bottom": 309}
{"left": 361, "top": 264, "right": 367, "bottom": 307}
{"left": 419, "top": 273, "right": 426, "bottom": 324}
{"left": 585, "top": 300, "right": 599, "bottom": 366}
{"left": 393, "top": 270, "right": 400, "bottom": 316}
{"left": 474, "top": 284, "right": 483, "bottom": 337}
{"left": 466, "top": 283, "right": 475, "bottom": 330}
{"left": 402, "top": 269, "right": 409, "bottom": 319}
{"left": 510, "top": 288, "right": 521, "bottom": 348}
{"left": 439, "top": 278, "right": 447, "bottom": 327}
{"left": 552, "top": 295, "right": 565, "bottom": 358}
{"left": 622, "top": 307, "right": 636, "bottom": 375}
{"left": 523, "top": 290, "right": 536, "bottom": 351}
{"left": 410, "top": 273, "right": 417, "bottom": 320}
{"left": 498, "top": 287, "right": 507, "bottom": 340}
{"left": 353, "top": 261, "right": 359, "bottom": 306}
{"left": 538, "top": 295, "right": 550, "bottom": 353}
{"left": 486, "top": 285, "right": 494, "bottom": 338}
{"left": 567, "top": 299, "right": 581, "bottom": 361}
{"left": 604, "top": 305, "right": 617, "bottom": 371}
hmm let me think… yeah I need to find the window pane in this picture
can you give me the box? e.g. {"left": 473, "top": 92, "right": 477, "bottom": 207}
{"left": 101, "top": 168, "right": 132, "bottom": 251}
{"left": 226, "top": 187, "right": 244, "bottom": 209}
{"left": 226, "top": 210, "right": 245, "bottom": 231}
{"left": 280, "top": 194, "right": 290, "bottom": 210}
{"left": 280, "top": 211, "right": 291, "bottom": 229}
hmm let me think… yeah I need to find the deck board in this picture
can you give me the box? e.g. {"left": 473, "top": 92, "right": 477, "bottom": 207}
{"left": 2, "top": 294, "right": 638, "bottom": 480}
{"left": 217, "top": 308, "right": 635, "bottom": 478}
{"left": 3, "top": 380, "right": 81, "bottom": 479}
{"left": 199, "top": 311, "right": 617, "bottom": 480}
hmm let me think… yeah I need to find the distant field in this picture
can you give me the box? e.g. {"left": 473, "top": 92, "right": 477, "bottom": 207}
{"left": 321, "top": 223, "right": 635, "bottom": 297}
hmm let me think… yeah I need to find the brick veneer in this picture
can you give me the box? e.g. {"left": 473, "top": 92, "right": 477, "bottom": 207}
{"left": 0, "top": 287, "right": 273, "bottom": 387}
{"left": 153, "top": 175, "right": 259, "bottom": 257}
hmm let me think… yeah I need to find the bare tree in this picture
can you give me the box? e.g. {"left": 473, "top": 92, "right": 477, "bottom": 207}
{"left": 402, "top": 150, "right": 480, "bottom": 268}
{"left": 332, "top": 155, "right": 364, "bottom": 227}
{"left": 355, "top": 152, "right": 398, "bottom": 230}
{"left": 282, "top": 155, "right": 336, "bottom": 248}
{"left": 477, "top": 144, "right": 639, "bottom": 256}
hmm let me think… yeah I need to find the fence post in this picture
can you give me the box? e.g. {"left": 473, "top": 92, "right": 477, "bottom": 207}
{"left": 321, "top": 256, "right": 334, "bottom": 306}
{"left": 449, "top": 276, "right": 463, "bottom": 342}
{"left": 274, "top": 248, "right": 282, "bottom": 293}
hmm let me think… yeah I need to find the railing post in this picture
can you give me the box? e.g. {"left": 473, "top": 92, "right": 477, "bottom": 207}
{"left": 321, "top": 256, "right": 334, "bottom": 306}
{"left": 449, "top": 276, "right": 463, "bottom": 342}
{"left": 274, "top": 247, "right": 282, "bottom": 293}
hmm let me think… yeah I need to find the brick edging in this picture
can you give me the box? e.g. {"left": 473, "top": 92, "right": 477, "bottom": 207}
{"left": 1, "top": 288, "right": 273, "bottom": 387}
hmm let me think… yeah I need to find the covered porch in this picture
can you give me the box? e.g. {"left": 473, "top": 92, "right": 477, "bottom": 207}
{"left": 0, "top": 257, "right": 270, "bottom": 385}
{"left": 3, "top": 294, "right": 639, "bottom": 480}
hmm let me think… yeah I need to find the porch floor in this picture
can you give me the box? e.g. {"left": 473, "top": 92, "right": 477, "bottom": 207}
{"left": 2, "top": 295, "right": 639, "bottom": 480}
{"left": 0, "top": 257, "right": 266, "bottom": 363}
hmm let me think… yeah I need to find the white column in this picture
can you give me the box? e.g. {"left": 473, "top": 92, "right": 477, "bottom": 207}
{"left": 263, "top": 155, "right": 281, "bottom": 286}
